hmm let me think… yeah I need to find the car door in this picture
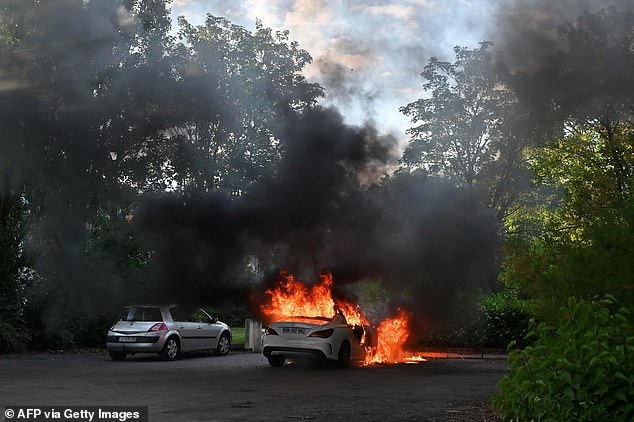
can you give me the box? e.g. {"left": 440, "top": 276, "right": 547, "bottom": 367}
{"left": 190, "top": 308, "right": 221, "bottom": 350}
{"left": 169, "top": 306, "right": 200, "bottom": 351}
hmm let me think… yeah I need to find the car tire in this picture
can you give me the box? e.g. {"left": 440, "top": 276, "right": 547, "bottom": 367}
{"left": 267, "top": 355, "right": 285, "bottom": 367}
{"left": 109, "top": 351, "right": 127, "bottom": 361}
{"left": 160, "top": 336, "right": 180, "bottom": 361}
{"left": 338, "top": 341, "right": 351, "bottom": 368}
{"left": 214, "top": 332, "right": 231, "bottom": 356}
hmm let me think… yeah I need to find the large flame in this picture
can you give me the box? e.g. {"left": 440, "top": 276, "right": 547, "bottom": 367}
{"left": 260, "top": 271, "right": 370, "bottom": 326}
{"left": 259, "top": 271, "right": 425, "bottom": 365}
{"left": 363, "top": 309, "right": 419, "bottom": 365}
{"left": 260, "top": 271, "right": 335, "bottom": 321}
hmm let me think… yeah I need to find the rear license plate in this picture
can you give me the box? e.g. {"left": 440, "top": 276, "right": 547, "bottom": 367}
{"left": 119, "top": 337, "right": 137, "bottom": 342}
{"left": 282, "top": 328, "right": 306, "bottom": 335}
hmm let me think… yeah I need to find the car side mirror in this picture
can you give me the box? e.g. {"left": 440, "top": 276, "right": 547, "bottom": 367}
{"left": 210, "top": 317, "right": 218, "bottom": 324}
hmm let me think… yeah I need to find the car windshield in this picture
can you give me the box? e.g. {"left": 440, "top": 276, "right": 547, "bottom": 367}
{"left": 119, "top": 307, "right": 163, "bottom": 322}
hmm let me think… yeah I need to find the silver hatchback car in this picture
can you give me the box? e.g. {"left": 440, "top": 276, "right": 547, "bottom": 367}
{"left": 106, "top": 305, "right": 232, "bottom": 361}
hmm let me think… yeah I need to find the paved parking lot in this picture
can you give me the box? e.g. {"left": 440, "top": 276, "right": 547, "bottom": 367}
{"left": 0, "top": 351, "right": 507, "bottom": 421}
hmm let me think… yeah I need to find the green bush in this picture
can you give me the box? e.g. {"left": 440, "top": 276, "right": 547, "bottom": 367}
{"left": 481, "top": 288, "right": 532, "bottom": 348}
{"left": 0, "top": 299, "right": 31, "bottom": 353}
{"left": 0, "top": 319, "right": 31, "bottom": 353}
{"left": 205, "top": 304, "right": 251, "bottom": 327}
{"left": 492, "top": 295, "right": 634, "bottom": 421}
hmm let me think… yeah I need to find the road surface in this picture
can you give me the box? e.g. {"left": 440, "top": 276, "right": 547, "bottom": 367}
{"left": 0, "top": 351, "right": 507, "bottom": 421}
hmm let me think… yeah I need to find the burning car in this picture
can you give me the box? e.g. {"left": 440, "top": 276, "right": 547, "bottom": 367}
{"left": 262, "top": 312, "right": 377, "bottom": 367}
{"left": 106, "top": 305, "right": 231, "bottom": 361}
{"left": 259, "top": 272, "right": 379, "bottom": 367}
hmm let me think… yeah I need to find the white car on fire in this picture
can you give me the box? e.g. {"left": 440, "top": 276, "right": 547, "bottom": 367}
{"left": 262, "top": 313, "right": 377, "bottom": 367}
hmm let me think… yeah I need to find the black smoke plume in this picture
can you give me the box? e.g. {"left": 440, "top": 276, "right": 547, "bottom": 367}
{"left": 489, "top": 1, "right": 634, "bottom": 125}
{"left": 1, "top": 1, "right": 501, "bottom": 337}
{"left": 138, "top": 106, "right": 499, "bottom": 326}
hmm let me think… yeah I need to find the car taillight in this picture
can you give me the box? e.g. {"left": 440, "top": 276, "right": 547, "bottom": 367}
{"left": 148, "top": 323, "right": 167, "bottom": 332}
{"left": 309, "top": 329, "right": 334, "bottom": 338}
{"left": 265, "top": 327, "right": 279, "bottom": 336}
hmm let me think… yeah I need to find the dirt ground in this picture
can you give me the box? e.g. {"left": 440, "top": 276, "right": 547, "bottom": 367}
{"left": 0, "top": 350, "right": 507, "bottom": 421}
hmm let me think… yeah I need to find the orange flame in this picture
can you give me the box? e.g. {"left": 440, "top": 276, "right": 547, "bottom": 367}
{"left": 260, "top": 271, "right": 370, "bottom": 326}
{"left": 364, "top": 309, "right": 415, "bottom": 365}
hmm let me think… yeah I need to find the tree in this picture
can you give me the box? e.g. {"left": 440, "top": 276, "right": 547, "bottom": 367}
{"left": 0, "top": 0, "right": 188, "bottom": 347}
{"left": 166, "top": 15, "right": 324, "bottom": 195}
{"left": 0, "top": 1, "right": 328, "bottom": 347}
{"left": 400, "top": 43, "right": 518, "bottom": 206}
{"left": 498, "top": 7, "right": 634, "bottom": 310}
{"left": 501, "top": 122, "right": 634, "bottom": 313}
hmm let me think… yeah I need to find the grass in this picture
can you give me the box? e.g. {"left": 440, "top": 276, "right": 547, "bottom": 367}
{"left": 231, "top": 327, "right": 245, "bottom": 345}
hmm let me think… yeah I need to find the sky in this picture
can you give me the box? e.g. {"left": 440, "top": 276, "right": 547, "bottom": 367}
{"left": 168, "top": 0, "right": 493, "bottom": 141}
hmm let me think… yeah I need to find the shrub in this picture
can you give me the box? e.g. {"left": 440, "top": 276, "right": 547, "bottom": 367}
{"left": 492, "top": 295, "right": 634, "bottom": 421}
{"left": 205, "top": 304, "right": 251, "bottom": 327}
{"left": 0, "top": 299, "right": 31, "bottom": 353}
{"left": 481, "top": 288, "right": 532, "bottom": 348}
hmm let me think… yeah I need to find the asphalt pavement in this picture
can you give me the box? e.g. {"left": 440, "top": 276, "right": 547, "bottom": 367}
{"left": 0, "top": 351, "right": 507, "bottom": 421}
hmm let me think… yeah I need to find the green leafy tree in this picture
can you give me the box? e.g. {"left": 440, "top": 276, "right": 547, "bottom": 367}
{"left": 0, "top": 1, "right": 326, "bottom": 348}
{"left": 481, "top": 286, "right": 533, "bottom": 348}
{"left": 0, "top": 0, "right": 185, "bottom": 347}
{"left": 0, "top": 197, "right": 30, "bottom": 352}
{"left": 400, "top": 42, "right": 521, "bottom": 216}
{"left": 168, "top": 15, "right": 323, "bottom": 194}
{"left": 497, "top": 7, "right": 634, "bottom": 316}
{"left": 501, "top": 121, "right": 634, "bottom": 312}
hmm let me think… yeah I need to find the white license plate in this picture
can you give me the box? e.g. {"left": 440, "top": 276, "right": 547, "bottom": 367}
{"left": 282, "top": 328, "right": 306, "bottom": 335}
{"left": 119, "top": 337, "right": 137, "bottom": 342}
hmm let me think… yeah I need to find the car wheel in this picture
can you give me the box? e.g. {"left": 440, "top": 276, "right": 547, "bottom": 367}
{"left": 267, "top": 355, "right": 285, "bottom": 367}
{"left": 214, "top": 332, "right": 231, "bottom": 356}
{"left": 160, "top": 336, "right": 180, "bottom": 361}
{"left": 109, "top": 351, "right": 127, "bottom": 361}
{"left": 338, "top": 341, "right": 351, "bottom": 368}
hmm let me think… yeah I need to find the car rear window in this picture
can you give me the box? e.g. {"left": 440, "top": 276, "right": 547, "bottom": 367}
{"left": 119, "top": 307, "right": 163, "bottom": 322}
